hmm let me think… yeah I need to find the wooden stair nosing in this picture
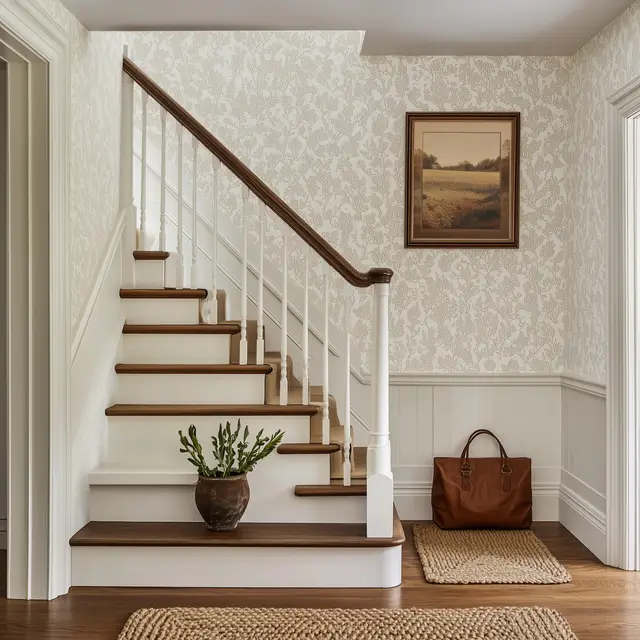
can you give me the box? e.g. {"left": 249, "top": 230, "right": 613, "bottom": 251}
{"left": 133, "top": 251, "right": 170, "bottom": 261}
{"left": 123, "top": 323, "right": 240, "bottom": 335}
{"left": 120, "top": 288, "right": 207, "bottom": 299}
{"left": 115, "top": 364, "right": 272, "bottom": 375}
{"left": 294, "top": 484, "right": 367, "bottom": 497}
{"left": 105, "top": 404, "right": 322, "bottom": 417}
{"left": 69, "top": 517, "right": 404, "bottom": 548}
{"left": 277, "top": 443, "right": 341, "bottom": 455}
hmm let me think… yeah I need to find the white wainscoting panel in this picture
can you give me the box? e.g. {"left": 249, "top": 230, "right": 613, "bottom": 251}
{"left": 390, "top": 381, "right": 561, "bottom": 522}
{"left": 560, "top": 382, "right": 606, "bottom": 561}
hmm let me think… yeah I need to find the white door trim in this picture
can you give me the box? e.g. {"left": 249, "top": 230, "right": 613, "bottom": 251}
{"left": 0, "top": 0, "right": 70, "bottom": 598}
{"left": 606, "top": 75, "right": 640, "bottom": 571}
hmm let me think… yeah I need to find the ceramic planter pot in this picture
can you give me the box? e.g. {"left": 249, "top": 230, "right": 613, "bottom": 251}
{"left": 195, "top": 473, "right": 250, "bottom": 532}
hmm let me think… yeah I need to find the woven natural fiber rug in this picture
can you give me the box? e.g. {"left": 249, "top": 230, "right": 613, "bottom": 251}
{"left": 413, "top": 524, "right": 572, "bottom": 585}
{"left": 118, "top": 607, "right": 578, "bottom": 640}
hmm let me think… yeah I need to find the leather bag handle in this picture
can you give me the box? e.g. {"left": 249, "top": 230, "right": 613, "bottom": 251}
{"left": 459, "top": 429, "right": 512, "bottom": 492}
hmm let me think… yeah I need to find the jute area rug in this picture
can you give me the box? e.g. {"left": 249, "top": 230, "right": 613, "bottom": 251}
{"left": 118, "top": 607, "right": 578, "bottom": 640}
{"left": 413, "top": 524, "right": 572, "bottom": 585}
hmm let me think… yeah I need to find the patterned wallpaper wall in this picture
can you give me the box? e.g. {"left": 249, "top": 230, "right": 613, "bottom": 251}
{"left": 31, "top": 0, "right": 124, "bottom": 330}
{"left": 566, "top": 1, "right": 640, "bottom": 385}
{"left": 131, "top": 33, "right": 570, "bottom": 374}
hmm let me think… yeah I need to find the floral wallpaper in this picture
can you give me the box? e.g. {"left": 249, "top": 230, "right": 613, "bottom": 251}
{"left": 130, "top": 32, "right": 569, "bottom": 373}
{"left": 566, "top": 1, "right": 640, "bottom": 385}
{"left": 26, "top": 0, "right": 124, "bottom": 331}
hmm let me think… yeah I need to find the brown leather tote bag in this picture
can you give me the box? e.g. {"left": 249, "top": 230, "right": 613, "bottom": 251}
{"left": 432, "top": 429, "right": 532, "bottom": 529}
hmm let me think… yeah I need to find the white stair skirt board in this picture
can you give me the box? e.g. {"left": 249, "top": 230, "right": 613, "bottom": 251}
{"left": 122, "top": 298, "right": 200, "bottom": 325}
{"left": 115, "top": 373, "right": 266, "bottom": 405}
{"left": 122, "top": 333, "right": 231, "bottom": 365}
{"left": 134, "top": 260, "right": 165, "bottom": 289}
{"left": 71, "top": 545, "right": 402, "bottom": 588}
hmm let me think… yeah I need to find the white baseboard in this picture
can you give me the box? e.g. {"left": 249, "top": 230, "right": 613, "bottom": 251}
{"left": 394, "top": 482, "right": 559, "bottom": 522}
{"left": 559, "top": 483, "right": 606, "bottom": 562}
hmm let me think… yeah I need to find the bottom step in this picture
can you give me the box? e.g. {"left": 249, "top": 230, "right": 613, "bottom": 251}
{"left": 70, "top": 517, "right": 404, "bottom": 588}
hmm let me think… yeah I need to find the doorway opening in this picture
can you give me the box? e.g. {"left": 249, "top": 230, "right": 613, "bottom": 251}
{"left": 0, "top": 26, "right": 50, "bottom": 599}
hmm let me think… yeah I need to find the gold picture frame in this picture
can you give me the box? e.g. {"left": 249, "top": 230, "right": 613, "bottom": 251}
{"left": 405, "top": 112, "right": 520, "bottom": 248}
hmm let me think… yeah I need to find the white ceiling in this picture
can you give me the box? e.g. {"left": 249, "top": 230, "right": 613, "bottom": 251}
{"left": 60, "top": 0, "right": 635, "bottom": 55}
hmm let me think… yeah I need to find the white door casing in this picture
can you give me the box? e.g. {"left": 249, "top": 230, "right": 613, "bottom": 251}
{"left": 0, "top": 1, "right": 70, "bottom": 599}
{"left": 606, "top": 75, "right": 640, "bottom": 571}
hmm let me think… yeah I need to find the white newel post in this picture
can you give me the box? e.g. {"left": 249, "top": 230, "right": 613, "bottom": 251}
{"left": 120, "top": 48, "right": 136, "bottom": 289}
{"left": 367, "top": 282, "right": 394, "bottom": 538}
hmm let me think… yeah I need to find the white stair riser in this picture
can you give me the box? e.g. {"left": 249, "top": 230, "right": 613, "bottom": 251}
{"left": 134, "top": 260, "right": 165, "bottom": 288}
{"left": 122, "top": 333, "right": 231, "bottom": 364}
{"left": 116, "top": 373, "right": 266, "bottom": 405}
{"left": 71, "top": 545, "right": 402, "bottom": 588}
{"left": 122, "top": 298, "right": 200, "bottom": 324}
{"left": 103, "top": 415, "right": 313, "bottom": 469}
{"left": 90, "top": 484, "right": 366, "bottom": 523}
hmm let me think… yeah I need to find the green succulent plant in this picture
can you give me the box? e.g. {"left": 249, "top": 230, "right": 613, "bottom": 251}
{"left": 178, "top": 420, "right": 284, "bottom": 478}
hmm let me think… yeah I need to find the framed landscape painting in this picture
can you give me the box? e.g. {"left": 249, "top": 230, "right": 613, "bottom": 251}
{"left": 405, "top": 112, "right": 520, "bottom": 248}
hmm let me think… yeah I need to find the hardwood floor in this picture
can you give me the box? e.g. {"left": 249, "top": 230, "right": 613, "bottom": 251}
{"left": 1, "top": 523, "right": 639, "bottom": 639}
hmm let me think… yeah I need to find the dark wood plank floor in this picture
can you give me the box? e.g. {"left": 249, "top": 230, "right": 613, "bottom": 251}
{"left": 1, "top": 523, "right": 639, "bottom": 639}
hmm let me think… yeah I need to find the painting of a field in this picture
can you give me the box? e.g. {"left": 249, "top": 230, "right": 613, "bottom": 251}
{"left": 405, "top": 113, "right": 520, "bottom": 248}
{"left": 421, "top": 169, "right": 500, "bottom": 230}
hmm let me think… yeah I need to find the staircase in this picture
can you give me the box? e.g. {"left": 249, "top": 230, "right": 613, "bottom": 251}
{"left": 69, "top": 54, "right": 401, "bottom": 589}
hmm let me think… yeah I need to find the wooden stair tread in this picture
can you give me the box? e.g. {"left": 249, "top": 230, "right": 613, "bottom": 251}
{"left": 70, "top": 517, "right": 404, "bottom": 548}
{"left": 120, "top": 288, "right": 207, "bottom": 299}
{"left": 115, "top": 364, "right": 272, "bottom": 375}
{"left": 105, "top": 404, "right": 322, "bottom": 417}
{"left": 123, "top": 324, "right": 240, "bottom": 335}
{"left": 277, "top": 443, "right": 341, "bottom": 455}
{"left": 294, "top": 484, "right": 367, "bottom": 497}
{"left": 133, "top": 251, "right": 170, "bottom": 260}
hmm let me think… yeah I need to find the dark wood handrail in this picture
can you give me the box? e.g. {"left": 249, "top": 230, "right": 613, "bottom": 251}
{"left": 123, "top": 57, "right": 393, "bottom": 288}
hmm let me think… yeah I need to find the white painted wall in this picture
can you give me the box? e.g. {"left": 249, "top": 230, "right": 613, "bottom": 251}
{"left": 69, "top": 236, "right": 124, "bottom": 536}
{"left": 0, "top": 60, "right": 6, "bottom": 550}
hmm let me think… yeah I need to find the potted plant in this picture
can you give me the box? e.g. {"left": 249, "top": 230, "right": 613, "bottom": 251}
{"left": 178, "top": 420, "right": 284, "bottom": 531}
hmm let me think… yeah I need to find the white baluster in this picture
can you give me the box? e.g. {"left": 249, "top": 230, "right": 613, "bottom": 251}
{"left": 239, "top": 185, "right": 249, "bottom": 365}
{"left": 176, "top": 123, "right": 185, "bottom": 289}
{"left": 120, "top": 47, "right": 135, "bottom": 289}
{"left": 280, "top": 229, "right": 289, "bottom": 405}
{"left": 343, "top": 284, "right": 353, "bottom": 486}
{"left": 139, "top": 90, "right": 148, "bottom": 249}
{"left": 367, "top": 282, "right": 393, "bottom": 538}
{"left": 191, "top": 138, "right": 198, "bottom": 288}
{"left": 204, "top": 157, "right": 220, "bottom": 324}
{"left": 256, "top": 203, "right": 265, "bottom": 365}
{"left": 159, "top": 108, "right": 167, "bottom": 252}
{"left": 302, "top": 245, "right": 310, "bottom": 405}
{"left": 322, "top": 266, "right": 330, "bottom": 445}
